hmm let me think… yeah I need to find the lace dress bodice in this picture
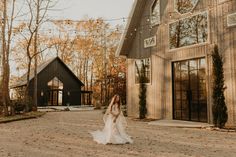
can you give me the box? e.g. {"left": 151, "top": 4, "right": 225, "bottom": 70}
{"left": 110, "top": 104, "right": 120, "bottom": 116}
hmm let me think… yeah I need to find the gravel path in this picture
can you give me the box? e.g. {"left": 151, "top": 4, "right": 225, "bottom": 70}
{"left": 0, "top": 110, "right": 235, "bottom": 157}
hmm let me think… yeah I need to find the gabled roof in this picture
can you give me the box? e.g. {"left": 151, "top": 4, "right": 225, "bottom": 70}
{"left": 116, "top": 0, "right": 146, "bottom": 57}
{"left": 11, "top": 57, "right": 84, "bottom": 88}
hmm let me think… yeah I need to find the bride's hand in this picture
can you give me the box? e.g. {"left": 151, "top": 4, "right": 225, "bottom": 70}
{"left": 113, "top": 119, "right": 116, "bottom": 123}
{"left": 111, "top": 95, "right": 116, "bottom": 102}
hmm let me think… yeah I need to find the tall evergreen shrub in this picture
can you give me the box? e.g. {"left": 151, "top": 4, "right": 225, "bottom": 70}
{"left": 138, "top": 62, "right": 147, "bottom": 119}
{"left": 212, "top": 45, "right": 228, "bottom": 128}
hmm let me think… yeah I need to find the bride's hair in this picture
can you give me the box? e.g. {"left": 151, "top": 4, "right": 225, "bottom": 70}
{"left": 113, "top": 94, "right": 121, "bottom": 106}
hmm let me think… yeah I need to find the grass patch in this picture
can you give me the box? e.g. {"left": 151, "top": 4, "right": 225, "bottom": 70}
{"left": 0, "top": 111, "right": 46, "bottom": 123}
{"left": 210, "top": 127, "right": 236, "bottom": 132}
{"left": 132, "top": 118, "right": 157, "bottom": 122}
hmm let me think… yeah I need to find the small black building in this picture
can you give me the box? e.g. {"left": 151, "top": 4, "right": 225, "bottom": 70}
{"left": 12, "top": 57, "right": 84, "bottom": 106}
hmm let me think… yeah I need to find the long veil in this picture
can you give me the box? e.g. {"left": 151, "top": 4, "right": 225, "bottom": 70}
{"left": 91, "top": 95, "right": 133, "bottom": 144}
{"left": 103, "top": 96, "right": 127, "bottom": 127}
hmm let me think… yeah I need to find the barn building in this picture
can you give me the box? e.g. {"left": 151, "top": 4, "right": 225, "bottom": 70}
{"left": 117, "top": 0, "right": 236, "bottom": 126}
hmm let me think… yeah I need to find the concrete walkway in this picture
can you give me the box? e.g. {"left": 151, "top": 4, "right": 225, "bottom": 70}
{"left": 37, "top": 105, "right": 94, "bottom": 112}
{"left": 148, "top": 119, "right": 213, "bottom": 128}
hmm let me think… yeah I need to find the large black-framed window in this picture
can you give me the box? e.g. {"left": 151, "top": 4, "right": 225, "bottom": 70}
{"left": 135, "top": 58, "right": 151, "bottom": 84}
{"left": 169, "top": 11, "right": 208, "bottom": 50}
{"left": 172, "top": 58, "right": 207, "bottom": 122}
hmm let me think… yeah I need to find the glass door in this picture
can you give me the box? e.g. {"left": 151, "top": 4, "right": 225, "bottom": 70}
{"left": 47, "top": 77, "right": 64, "bottom": 106}
{"left": 173, "top": 58, "right": 207, "bottom": 122}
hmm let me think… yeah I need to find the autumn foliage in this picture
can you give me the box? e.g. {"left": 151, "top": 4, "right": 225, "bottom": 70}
{"left": 0, "top": 0, "right": 126, "bottom": 115}
{"left": 12, "top": 18, "right": 126, "bottom": 107}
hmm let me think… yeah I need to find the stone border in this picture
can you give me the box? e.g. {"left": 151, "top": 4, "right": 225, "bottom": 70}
{"left": 207, "top": 127, "right": 236, "bottom": 133}
{"left": 37, "top": 106, "right": 94, "bottom": 112}
{"left": 0, "top": 112, "right": 46, "bottom": 123}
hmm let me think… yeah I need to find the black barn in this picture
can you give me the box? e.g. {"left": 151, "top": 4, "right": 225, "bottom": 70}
{"left": 12, "top": 57, "right": 84, "bottom": 106}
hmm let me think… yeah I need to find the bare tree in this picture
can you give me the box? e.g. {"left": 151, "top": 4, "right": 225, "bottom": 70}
{"left": 0, "top": 0, "right": 17, "bottom": 116}
{"left": 176, "top": 0, "right": 196, "bottom": 14}
{"left": 17, "top": 0, "right": 55, "bottom": 111}
{"left": 169, "top": 12, "right": 208, "bottom": 49}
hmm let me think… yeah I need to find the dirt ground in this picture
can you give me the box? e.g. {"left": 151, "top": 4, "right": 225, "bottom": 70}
{"left": 0, "top": 110, "right": 235, "bottom": 157}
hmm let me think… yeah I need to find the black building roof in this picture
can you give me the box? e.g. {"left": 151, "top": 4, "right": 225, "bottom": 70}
{"left": 12, "top": 57, "right": 84, "bottom": 88}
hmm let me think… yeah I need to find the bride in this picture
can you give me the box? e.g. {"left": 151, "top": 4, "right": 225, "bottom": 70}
{"left": 90, "top": 94, "right": 133, "bottom": 144}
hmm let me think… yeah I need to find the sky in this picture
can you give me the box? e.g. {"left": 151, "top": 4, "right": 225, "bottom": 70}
{"left": 49, "top": 0, "right": 134, "bottom": 25}
{"left": 10, "top": 0, "right": 134, "bottom": 76}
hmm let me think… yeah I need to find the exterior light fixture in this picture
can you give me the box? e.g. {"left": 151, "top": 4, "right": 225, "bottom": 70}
{"left": 40, "top": 91, "right": 44, "bottom": 96}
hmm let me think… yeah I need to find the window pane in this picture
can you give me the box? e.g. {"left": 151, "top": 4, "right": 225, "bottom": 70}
{"left": 135, "top": 58, "right": 151, "bottom": 84}
{"left": 151, "top": 0, "right": 160, "bottom": 25}
{"left": 199, "top": 58, "right": 206, "bottom": 69}
{"left": 189, "top": 60, "right": 198, "bottom": 71}
{"left": 169, "top": 12, "right": 208, "bottom": 49}
{"left": 175, "top": 82, "right": 181, "bottom": 90}
{"left": 47, "top": 77, "right": 63, "bottom": 89}
{"left": 175, "top": 0, "right": 199, "bottom": 14}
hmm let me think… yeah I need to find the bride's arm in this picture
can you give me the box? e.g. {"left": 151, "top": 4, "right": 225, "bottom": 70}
{"left": 107, "top": 96, "right": 116, "bottom": 115}
{"left": 110, "top": 106, "right": 117, "bottom": 116}
{"left": 112, "top": 107, "right": 121, "bottom": 123}
{"left": 110, "top": 104, "right": 120, "bottom": 116}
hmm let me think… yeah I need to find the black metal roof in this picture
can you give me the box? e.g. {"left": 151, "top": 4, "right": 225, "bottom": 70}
{"left": 11, "top": 57, "right": 84, "bottom": 88}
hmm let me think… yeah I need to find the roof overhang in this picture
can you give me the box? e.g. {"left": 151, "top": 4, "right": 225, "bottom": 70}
{"left": 116, "top": 0, "right": 146, "bottom": 57}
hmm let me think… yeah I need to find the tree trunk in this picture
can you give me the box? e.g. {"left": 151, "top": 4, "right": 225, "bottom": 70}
{"left": 33, "top": 0, "right": 40, "bottom": 111}
{"left": 90, "top": 63, "right": 93, "bottom": 91}
{"left": 85, "top": 59, "right": 89, "bottom": 104}
{"left": 79, "top": 59, "right": 82, "bottom": 80}
{"left": 7, "top": 0, "right": 16, "bottom": 115}
{"left": 25, "top": 58, "right": 32, "bottom": 112}
{"left": 89, "top": 62, "right": 94, "bottom": 105}
{"left": 1, "top": 0, "right": 10, "bottom": 116}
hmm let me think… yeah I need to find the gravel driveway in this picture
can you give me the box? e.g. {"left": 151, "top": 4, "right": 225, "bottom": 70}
{"left": 0, "top": 110, "right": 235, "bottom": 157}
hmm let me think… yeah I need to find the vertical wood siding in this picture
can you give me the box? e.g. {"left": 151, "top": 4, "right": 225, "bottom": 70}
{"left": 126, "top": 0, "right": 236, "bottom": 126}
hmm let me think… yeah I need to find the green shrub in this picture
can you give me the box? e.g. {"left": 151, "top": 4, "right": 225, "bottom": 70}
{"left": 212, "top": 45, "right": 228, "bottom": 128}
{"left": 138, "top": 62, "right": 147, "bottom": 119}
{"left": 13, "top": 97, "right": 34, "bottom": 114}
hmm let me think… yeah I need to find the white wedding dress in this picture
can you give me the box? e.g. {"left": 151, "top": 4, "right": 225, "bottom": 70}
{"left": 90, "top": 103, "right": 133, "bottom": 145}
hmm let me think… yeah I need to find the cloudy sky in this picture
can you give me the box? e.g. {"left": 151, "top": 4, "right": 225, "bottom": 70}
{"left": 11, "top": 0, "right": 134, "bottom": 76}
{"left": 50, "top": 0, "right": 134, "bottom": 25}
